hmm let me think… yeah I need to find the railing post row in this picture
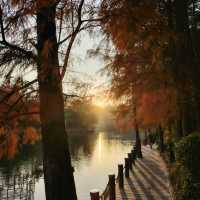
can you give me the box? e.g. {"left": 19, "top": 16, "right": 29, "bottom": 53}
{"left": 125, "top": 158, "right": 129, "bottom": 178}
{"left": 108, "top": 174, "right": 116, "bottom": 200}
{"left": 118, "top": 164, "right": 124, "bottom": 188}
{"left": 131, "top": 149, "right": 136, "bottom": 165}
{"left": 133, "top": 146, "right": 137, "bottom": 159}
{"left": 128, "top": 153, "right": 133, "bottom": 170}
{"left": 90, "top": 189, "right": 100, "bottom": 200}
{"left": 91, "top": 147, "right": 139, "bottom": 200}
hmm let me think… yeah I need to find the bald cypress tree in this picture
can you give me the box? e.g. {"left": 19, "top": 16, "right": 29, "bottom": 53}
{"left": 0, "top": 0, "right": 103, "bottom": 199}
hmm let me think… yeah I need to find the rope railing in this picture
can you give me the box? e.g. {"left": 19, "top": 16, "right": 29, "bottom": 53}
{"left": 90, "top": 144, "right": 138, "bottom": 200}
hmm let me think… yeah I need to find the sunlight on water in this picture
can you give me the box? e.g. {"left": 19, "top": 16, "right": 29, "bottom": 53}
{"left": 0, "top": 132, "right": 134, "bottom": 200}
{"left": 73, "top": 132, "right": 133, "bottom": 199}
{"left": 34, "top": 178, "right": 45, "bottom": 200}
{"left": 98, "top": 132, "right": 103, "bottom": 159}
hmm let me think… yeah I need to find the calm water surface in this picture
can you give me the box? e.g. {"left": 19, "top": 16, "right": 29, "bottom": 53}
{"left": 0, "top": 132, "right": 134, "bottom": 200}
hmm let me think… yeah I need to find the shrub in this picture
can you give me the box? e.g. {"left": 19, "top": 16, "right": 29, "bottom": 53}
{"left": 165, "top": 140, "right": 175, "bottom": 163}
{"left": 172, "top": 133, "right": 200, "bottom": 200}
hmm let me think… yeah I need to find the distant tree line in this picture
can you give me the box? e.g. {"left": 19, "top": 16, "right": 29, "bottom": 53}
{"left": 65, "top": 98, "right": 98, "bottom": 132}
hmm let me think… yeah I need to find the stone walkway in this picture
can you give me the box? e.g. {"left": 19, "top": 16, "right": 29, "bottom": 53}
{"left": 115, "top": 146, "right": 171, "bottom": 200}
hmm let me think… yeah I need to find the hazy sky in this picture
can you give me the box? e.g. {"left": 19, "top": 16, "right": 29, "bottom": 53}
{"left": 69, "top": 32, "right": 108, "bottom": 83}
{"left": 63, "top": 31, "right": 111, "bottom": 102}
{"left": 17, "top": 30, "right": 110, "bottom": 104}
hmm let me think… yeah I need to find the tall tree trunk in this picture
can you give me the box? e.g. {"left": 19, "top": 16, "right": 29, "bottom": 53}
{"left": 135, "top": 123, "right": 143, "bottom": 158}
{"left": 166, "top": 0, "right": 174, "bottom": 28}
{"left": 144, "top": 129, "right": 148, "bottom": 146}
{"left": 193, "top": 87, "right": 200, "bottom": 131}
{"left": 158, "top": 125, "right": 165, "bottom": 153}
{"left": 176, "top": 116, "right": 183, "bottom": 139}
{"left": 36, "top": 3, "right": 77, "bottom": 200}
{"left": 182, "top": 98, "right": 194, "bottom": 136}
{"left": 132, "top": 87, "right": 142, "bottom": 158}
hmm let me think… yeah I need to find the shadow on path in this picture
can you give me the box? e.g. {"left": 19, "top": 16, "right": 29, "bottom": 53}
{"left": 115, "top": 146, "right": 171, "bottom": 200}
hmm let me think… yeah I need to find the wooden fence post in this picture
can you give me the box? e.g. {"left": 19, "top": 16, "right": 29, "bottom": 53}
{"left": 109, "top": 174, "right": 116, "bottom": 200}
{"left": 131, "top": 149, "right": 136, "bottom": 165}
{"left": 128, "top": 153, "right": 132, "bottom": 170}
{"left": 90, "top": 189, "right": 100, "bottom": 200}
{"left": 118, "top": 164, "right": 124, "bottom": 188}
{"left": 125, "top": 158, "right": 129, "bottom": 178}
{"left": 133, "top": 146, "right": 137, "bottom": 159}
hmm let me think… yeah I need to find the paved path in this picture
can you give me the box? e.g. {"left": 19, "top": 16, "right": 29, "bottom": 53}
{"left": 115, "top": 146, "right": 171, "bottom": 200}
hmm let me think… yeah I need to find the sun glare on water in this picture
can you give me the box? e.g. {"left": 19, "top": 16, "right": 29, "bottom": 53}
{"left": 98, "top": 132, "right": 103, "bottom": 158}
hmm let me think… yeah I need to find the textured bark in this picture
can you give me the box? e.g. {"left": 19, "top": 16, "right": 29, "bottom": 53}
{"left": 36, "top": 3, "right": 77, "bottom": 200}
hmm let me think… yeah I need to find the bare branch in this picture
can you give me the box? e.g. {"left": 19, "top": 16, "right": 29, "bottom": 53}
{"left": 58, "top": 7, "right": 64, "bottom": 43}
{"left": 6, "top": 90, "right": 38, "bottom": 115}
{"left": 0, "top": 6, "right": 36, "bottom": 61}
{"left": 60, "top": 0, "right": 85, "bottom": 80}
{"left": 58, "top": 20, "right": 103, "bottom": 46}
{"left": 81, "top": 17, "right": 107, "bottom": 23}
{"left": 63, "top": 93, "right": 92, "bottom": 102}
{"left": 58, "top": 31, "right": 74, "bottom": 45}
{"left": 0, "top": 7, "right": 5, "bottom": 41}
{"left": 71, "top": 0, "right": 75, "bottom": 32}
{"left": 0, "top": 79, "right": 38, "bottom": 105}
{"left": 58, "top": 25, "right": 91, "bottom": 45}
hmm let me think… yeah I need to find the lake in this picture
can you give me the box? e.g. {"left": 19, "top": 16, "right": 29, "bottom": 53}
{"left": 0, "top": 132, "right": 135, "bottom": 200}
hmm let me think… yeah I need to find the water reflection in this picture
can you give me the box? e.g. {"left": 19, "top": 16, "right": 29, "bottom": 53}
{"left": 69, "top": 133, "right": 97, "bottom": 160}
{"left": 0, "top": 169, "right": 38, "bottom": 200}
{"left": 0, "top": 145, "right": 43, "bottom": 200}
{"left": 72, "top": 132, "right": 134, "bottom": 199}
{"left": 0, "top": 132, "right": 134, "bottom": 200}
{"left": 98, "top": 133, "right": 102, "bottom": 159}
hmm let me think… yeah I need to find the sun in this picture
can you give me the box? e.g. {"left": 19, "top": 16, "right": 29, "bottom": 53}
{"left": 92, "top": 96, "right": 109, "bottom": 108}
{"left": 93, "top": 100, "right": 106, "bottom": 108}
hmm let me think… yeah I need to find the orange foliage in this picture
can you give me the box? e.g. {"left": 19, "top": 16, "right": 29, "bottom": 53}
{"left": 101, "top": 0, "right": 167, "bottom": 56}
{"left": 138, "top": 88, "right": 177, "bottom": 126}
{"left": 28, "top": 100, "right": 40, "bottom": 122}
{"left": 116, "top": 117, "right": 133, "bottom": 132}
{"left": 7, "top": 132, "right": 19, "bottom": 160}
{"left": 23, "top": 127, "right": 40, "bottom": 145}
{"left": 0, "top": 83, "right": 41, "bottom": 160}
{"left": 102, "top": 0, "right": 177, "bottom": 126}
{"left": 0, "top": 125, "right": 40, "bottom": 160}
{"left": 114, "top": 104, "right": 134, "bottom": 132}
{"left": 0, "top": 127, "right": 6, "bottom": 136}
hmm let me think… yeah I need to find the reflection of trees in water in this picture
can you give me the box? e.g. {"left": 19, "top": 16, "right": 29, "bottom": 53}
{"left": 0, "top": 144, "right": 43, "bottom": 200}
{"left": 69, "top": 132, "right": 135, "bottom": 161}
{"left": 0, "top": 172, "right": 35, "bottom": 200}
{"left": 69, "top": 134, "right": 98, "bottom": 161}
